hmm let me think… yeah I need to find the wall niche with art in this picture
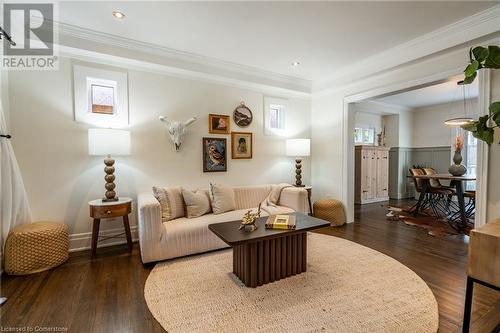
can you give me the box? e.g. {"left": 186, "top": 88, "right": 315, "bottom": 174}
{"left": 73, "top": 64, "right": 129, "bottom": 128}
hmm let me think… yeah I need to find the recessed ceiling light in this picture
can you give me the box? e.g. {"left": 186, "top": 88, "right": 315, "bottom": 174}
{"left": 291, "top": 61, "right": 300, "bottom": 67}
{"left": 112, "top": 11, "right": 125, "bottom": 19}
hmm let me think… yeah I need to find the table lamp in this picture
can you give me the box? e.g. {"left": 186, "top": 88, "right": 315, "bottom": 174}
{"left": 286, "top": 138, "right": 310, "bottom": 187}
{"left": 88, "top": 128, "right": 131, "bottom": 202}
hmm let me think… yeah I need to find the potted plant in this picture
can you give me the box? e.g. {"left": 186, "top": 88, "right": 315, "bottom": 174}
{"left": 460, "top": 45, "right": 500, "bottom": 144}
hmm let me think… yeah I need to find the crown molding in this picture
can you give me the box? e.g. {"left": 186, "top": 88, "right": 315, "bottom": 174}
{"left": 59, "top": 45, "right": 311, "bottom": 100}
{"left": 313, "top": 4, "right": 500, "bottom": 93}
{"left": 55, "top": 21, "right": 311, "bottom": 94}
{"left": 354, "top": 100, "right": 412, "bottom": 115}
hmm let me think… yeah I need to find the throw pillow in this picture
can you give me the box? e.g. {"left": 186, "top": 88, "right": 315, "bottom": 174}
{"left": 152, "top": 186, "right": 185, "bottom": 222}
{"left": 182, "top": 188, "right": 211, "bottom": 218}
{"left": 209, "top": 183, "right": 236, "bottom": 214}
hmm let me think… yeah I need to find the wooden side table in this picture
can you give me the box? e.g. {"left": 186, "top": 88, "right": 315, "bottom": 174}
{"left": 88, "top": 197, "right": 133, "bottom": 258}
{"left": 462, "top": 218, "right": 500, "bottom": 332}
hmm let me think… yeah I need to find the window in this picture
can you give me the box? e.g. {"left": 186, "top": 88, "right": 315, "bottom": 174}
{"left": 354, "top": 128, "right": 363, "bottom": 144}
{"left": 264, "top": 96, "right": 288, "bottom": 136}
{"left": 354, "top": 127, "right": 375, "bottom": 144}
{"left": 269, "top": 104, "right": 285, "bottom": 129}
{"left": 73, "top": 65, "right": 129, "bottom": 128}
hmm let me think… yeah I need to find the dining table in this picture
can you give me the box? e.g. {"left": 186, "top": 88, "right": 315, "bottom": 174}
{"left": 411, "top": 173, "right": 476, "bottom": 230}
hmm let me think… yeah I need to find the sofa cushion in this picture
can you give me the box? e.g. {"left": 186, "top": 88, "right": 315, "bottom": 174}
{"left": 210, "top": 183, "right": 236, "bottom": 214}
{"left": 165, "top": 206, "right": 295, "bottom": 234}
{"left": 152, "top": 186, "right": 185, "bottom": 222}
{"left": 182, "top": 188, "right": 211, "bottom": 218}
{"left": 233, "top": 185, "right": 272, "bottom": 210}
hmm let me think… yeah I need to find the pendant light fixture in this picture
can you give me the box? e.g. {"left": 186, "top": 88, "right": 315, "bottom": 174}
{"left": 444, "top": 80, "right": 474, "bottom": 126}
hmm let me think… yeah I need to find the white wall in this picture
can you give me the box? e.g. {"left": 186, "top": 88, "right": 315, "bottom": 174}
{"left": 411, "top": 99, "right": 477, "bottom": 148}
{"left": 398, "top": 112, "right": 413, "bottom": 148}
{"left": 354, "top": 111, "right": 382, "bottom": 133}
{"left": 8, "top": 57, "right": 311, "bottom": 249}
{"left": 382, "top": 114, "right": 399, "bottom": 148}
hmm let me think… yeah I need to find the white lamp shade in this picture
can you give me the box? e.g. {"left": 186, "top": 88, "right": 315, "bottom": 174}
{"left": 88, "top": 129, "right": 131, "bottom": 156}
{"left": 286, "top": 138, "right": 310, "bottom": 157}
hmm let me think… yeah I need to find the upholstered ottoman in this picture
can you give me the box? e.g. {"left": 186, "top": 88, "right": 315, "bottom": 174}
{"left": 4, "top": 222, "right": 69, "bottom": 275}
{"left": 313, "top": 199, "right": 346, "bottom": 227}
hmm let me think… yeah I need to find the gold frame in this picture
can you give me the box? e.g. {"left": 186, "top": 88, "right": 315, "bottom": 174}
{"left": 231, "top": 132, "right": 253, "bottom": 159}
{"left": 208, "top": 114, "right": 231, "bottom": 134}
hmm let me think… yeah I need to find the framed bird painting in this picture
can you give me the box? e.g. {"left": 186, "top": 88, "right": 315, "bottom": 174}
{"left": 202, "top": 137, "right": 227, "bottom": 172}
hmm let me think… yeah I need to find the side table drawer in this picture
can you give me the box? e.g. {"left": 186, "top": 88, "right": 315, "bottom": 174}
{"left": 90, "top": 202, "right": 131, "bottom": 219}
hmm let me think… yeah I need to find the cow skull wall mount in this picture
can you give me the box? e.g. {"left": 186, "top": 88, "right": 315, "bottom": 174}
{"left": 159, "top": 115, "right": 197, "bottom": 152}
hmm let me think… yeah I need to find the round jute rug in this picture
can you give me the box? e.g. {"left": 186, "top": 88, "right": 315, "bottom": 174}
{"left": 144, "top": 233, "right": 438, "bottom": 333}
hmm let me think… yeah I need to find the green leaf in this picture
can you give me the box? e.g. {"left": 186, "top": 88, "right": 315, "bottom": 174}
{"left": 473, "top": 128, "right": 494, "bottom": 145}
{"left": 464, "top": 60, "right": 479, "bottom": 77}
{"left": 461, "top": 121, "right": 478, "bottom": 132}
{"left": 489, "top": 101, "right": 500, "bottom": 115}
{"left": 477, "top": 115, "right": 490, "bottom": 130}
{"left": 472, "top": 46, "right": 489, "bottom": 62}
{"left": 469, "top": 115, "right": 495, "bottom": 145}
{"left": 463, "top": 72, "right": 477, "bottom": 84}
{"left": 493, "top": 112, "right": 500, "bottom": 128}
{"left": 484, "top": 45, "right": 500, "bottom": 68}
{"left": 491, "top": 101, "right": 500, "bottom": 127}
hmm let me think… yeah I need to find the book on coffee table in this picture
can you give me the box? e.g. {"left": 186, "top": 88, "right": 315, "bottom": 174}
{"left": 265, "top": 215, "right": 296, "bottom": 230}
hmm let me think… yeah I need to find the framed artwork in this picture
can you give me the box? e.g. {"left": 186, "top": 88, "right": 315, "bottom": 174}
{"left": 231, "top": 132, "right": 252, "bottom": 159}
{"left": 203, "top": 137, "right": 227, "bottom": 172}
{"left": 233, "top": 102, "right": 253, "bottom": 127}
{"left": 73, "top": 64, "right": 129, "bottom": 128}
{"left": 208, "top": 114, "right": 230, "bottom": 134}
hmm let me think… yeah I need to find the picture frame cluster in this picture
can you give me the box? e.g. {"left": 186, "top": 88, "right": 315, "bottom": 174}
{"left": 203, "top": 102, "right": 253, "bottom": 172}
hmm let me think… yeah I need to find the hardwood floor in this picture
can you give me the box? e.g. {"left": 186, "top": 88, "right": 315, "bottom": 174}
{"left": 316, "top": 200, "right": 499, "bottom": 333}
{"left": 1, "top": 200, "right": 499, "bottom": 332}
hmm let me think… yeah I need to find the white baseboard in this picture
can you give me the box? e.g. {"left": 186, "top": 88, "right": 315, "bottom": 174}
{"left": 69, "top": 226, "right": 139, "bottom": 252}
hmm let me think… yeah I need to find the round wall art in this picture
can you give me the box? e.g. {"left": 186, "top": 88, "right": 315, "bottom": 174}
{"left": 233, "top": 102, "right": 253, "bottom": 127}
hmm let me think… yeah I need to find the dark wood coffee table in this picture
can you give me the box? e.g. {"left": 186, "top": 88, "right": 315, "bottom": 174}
{"left": 208, "top": 212, "right": 329, "bottom": 288}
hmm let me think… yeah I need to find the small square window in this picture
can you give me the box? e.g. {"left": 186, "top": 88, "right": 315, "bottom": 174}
{"left": 264, "top": 96, "right": 288, "bottom": 136}
{"left": 269, "top": 104, "right": 285, "bottom": 129}
{"left": 354, "top": 127, "right": 375, "bottom": 144}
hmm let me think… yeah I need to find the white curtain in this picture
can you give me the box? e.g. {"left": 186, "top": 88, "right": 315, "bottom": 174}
{"left": 0, "top": 96, "right": 32, "bottom": 251}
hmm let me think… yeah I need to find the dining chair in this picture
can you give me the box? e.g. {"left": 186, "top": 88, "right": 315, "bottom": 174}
{"left": 422, "top": 167, "right": 458, "bottom": 216}
{"left": 410, "top": 168, "right": 453, "bottom": 218}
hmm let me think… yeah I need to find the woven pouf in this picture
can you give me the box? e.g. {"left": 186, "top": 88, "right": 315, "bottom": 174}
{"left": 4, "top": 222, "right": 69, "bottom": 275}
{"left": 313, "top": 199, "right": 346, "bottom": 227}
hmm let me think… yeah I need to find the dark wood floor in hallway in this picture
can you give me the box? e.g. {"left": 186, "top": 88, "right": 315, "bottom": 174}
{"left": 1, "top": 200, "right": 499, "bottom": 332}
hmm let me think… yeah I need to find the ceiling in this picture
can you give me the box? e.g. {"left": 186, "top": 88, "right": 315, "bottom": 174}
{"left": 58, "top": 1, "right": 497, "bottom": 82}
{"left": 374, "top": 75, "right": 479, "bottom": 109}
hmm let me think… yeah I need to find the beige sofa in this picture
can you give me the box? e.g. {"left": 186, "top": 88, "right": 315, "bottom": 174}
{"left": 137, "top": 184, "right": 309, "bottom": 263}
